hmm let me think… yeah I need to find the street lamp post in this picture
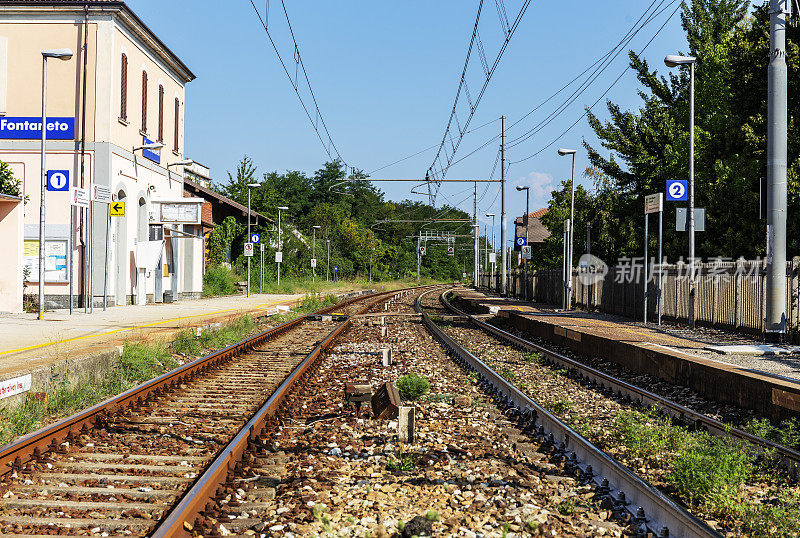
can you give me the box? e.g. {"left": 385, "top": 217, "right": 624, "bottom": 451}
{"left": 557, "top": 148, "right": 577, "bottom": 310}
{"left": 245, "top": 183, "right": 260, "bottom": 297}
{"left": 312, "top": 225, "right": 321, "bottom": 284}
{"left": 664, "top": 54, "right": 697, "bottom": 328}
{"left": 485, "top": 213, "right": 495, "bottom": 290}
{"left": 326, "top": 239, "right": 331, "bottom": 282}
{"left": 276, "top": 206, "right": 288, "bottom": 286}
{"left": 38, "top": 48, "right": 73, "bottom": 320}
{"left": 516, "top": 186, "right": 530, "bottom": 301}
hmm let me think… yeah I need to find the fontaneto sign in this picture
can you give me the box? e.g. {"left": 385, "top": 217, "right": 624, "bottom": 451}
{"left": 0, "top": 117, "right": 75, "bottom": 139}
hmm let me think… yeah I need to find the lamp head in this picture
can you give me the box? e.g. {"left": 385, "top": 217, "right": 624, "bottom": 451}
{"left": 664, "top": 54, "right": 696, "bottom": 67}
{"left": 516, "top": 185, "right": 529, "bottom": 191}
{"left": 277, "top": 206, "right": 289, "bottom": 210}
{"left": 167, "top": 159, "right": 194, "bottom": 168}
{"left": 133, "top": 142, "right": 164, "bottom": 152}
{"left": 313, "top": 225, "right": 322, "bottom": 229}
{"left": 246, "top": 183, "right": 260, "bottom": 188}
{"left": 42, "top": 48, "right": 73, "bottom": 60}
{"left": 485, "top": 213, "right": 495, "bottom": 217}
{"left": 557, "top": 148, "right": 577, "bottom": 156}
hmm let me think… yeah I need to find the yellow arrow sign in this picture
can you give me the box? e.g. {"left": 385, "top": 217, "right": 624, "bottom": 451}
{"left": 110, "top": 201, "right": 125, "bottom": 217}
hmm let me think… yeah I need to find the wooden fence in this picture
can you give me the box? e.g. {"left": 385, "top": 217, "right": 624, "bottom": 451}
{"left": 480, "top": 258, "right": 800, "bottom": 339}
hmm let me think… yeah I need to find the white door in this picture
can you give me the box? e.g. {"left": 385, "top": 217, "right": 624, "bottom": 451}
{"left": 136, "top": 268, "right": 146, "bottom": 305}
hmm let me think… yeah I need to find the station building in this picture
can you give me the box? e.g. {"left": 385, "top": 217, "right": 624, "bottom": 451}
{"left": 0, "top": 0, "right": 202, "bottom": 312}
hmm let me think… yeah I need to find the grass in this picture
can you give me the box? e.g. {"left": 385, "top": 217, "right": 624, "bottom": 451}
{"left": 202, "top": 265, "right": 239, "bottom": 297}
{"left": 500, "top": 368, "right": 516, "bottom": 381}
{"left": 0, "top": 314, "right": 263, "bottom": 448}
{"left": 396, "top": 373, "right": 430, "bottom": 401}
{"left": 605, "top": 410, "right": 800, "bottom": 536}
{"left": 386, "top": 450, "right": 416, "bottom": 471}
{"left": 743, "top": 417, "right": 800, "bottom": 451}
{"left": 522, "top": 352, "right": 542, "bottom": 364}
{"left": 545, "top": 398, "right": 573, "bottom": 415}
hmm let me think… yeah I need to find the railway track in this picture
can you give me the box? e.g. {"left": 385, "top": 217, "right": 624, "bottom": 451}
{"left": 0, "top": 287, "right": 418, "bottom": 537}
{"left": 415, "top": 288, "right": 721, "bottom": 538}
{"left": 438, "top": 290, "right": 800, "bottom": 479}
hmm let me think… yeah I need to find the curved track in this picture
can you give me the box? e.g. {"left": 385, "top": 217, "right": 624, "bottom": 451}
{"left": 416, "top": 288, "right": 720, "bottom": 538}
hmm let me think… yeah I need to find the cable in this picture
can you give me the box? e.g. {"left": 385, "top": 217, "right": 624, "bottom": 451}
{"left": 426, "top": 0, "right": 532, "bottom": 204}
{"left": 247, "top": 0, "right": 346, "bottom": 166}
{"left": 510, "top": 1, "right": 682, "bottom": 164}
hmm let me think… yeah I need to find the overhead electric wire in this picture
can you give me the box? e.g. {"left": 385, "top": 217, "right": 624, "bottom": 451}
{"left": 506, "top": 0, "right": 675, "bottom": 150}
{"left": 426, "top": 0, "right": 532, "bottom": 204}
{"left": 510, "top": 0, "right": 682, "bottom": 164}
{"left": 248, "top": 0, "right": 346, "bottom": 166}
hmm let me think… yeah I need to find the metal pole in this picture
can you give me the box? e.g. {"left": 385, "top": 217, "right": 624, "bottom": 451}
{"left": 69, "top": 206, "right": 73, "bottom": 314}
{"left": 658, "top": 207, "right": 663, "bottom": 326}
{"left": 260, "top": 244, "right": 263, "bottom": 294}
{"left": 765, "top": 0, "right": 788, "bottom": 340}
{"left": 38, "top": 56, "right": 48, "bottom": 320}
{"left": 246, "top": 187, "right": 251, "bottom": 298}
{"left": 473, "top": 181, "right": 478, "bottom": 288}
{"left": 103, "top": 204, "right": 109, "bottom": 310}
{"left": 562, "top": 221, "right": 568, "bottom": 309}
{"left": 312, "top": 228, "right": 316, "bottom": 284}
{"left": 416, "top": 235, "right": 421, "bottom": 284}
{"left": 326, "top": 239, "right": 330, "bottom": 281}
{"left": 277, "top": 209, "right": 281, "bottom": 287}
{"left": 500, "top": 115, "right": 508, "bottom": 296}
{"left": 484, "top": 224, "right": 488, "bottom": 277}
{"left": 524, "top": 189, "right": 529, "bottom": 301}
{"left": 491, "top": 215, "right": 495, "bottom": 288}
{"left": 688, "top": 61, "right": 696, "bottom": 329}
{"left": 567, "top": 152, "right": 576, "bottom": 310}
{"left": 644, "top": 212, "right": 649, "bottom": 324}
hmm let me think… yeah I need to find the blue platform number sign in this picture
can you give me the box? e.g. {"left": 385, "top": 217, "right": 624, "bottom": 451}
{"left": 250, "top": 233, "right": 260, "bottom": 244}
{"left": 666, "top": 179, "right": 688, "bottom": 201}
{"left": 515, "top": 236, "right": 526, "bottom": 247}
{"left": 334, "top": 266, "right": 338, "bottom": 272}
{"left": 47, "top": 170, "right": 69, "bottom": 192}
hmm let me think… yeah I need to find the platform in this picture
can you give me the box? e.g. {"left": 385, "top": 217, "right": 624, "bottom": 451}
{"left": 451, "top": 288, "right": 800, "bottom": 420}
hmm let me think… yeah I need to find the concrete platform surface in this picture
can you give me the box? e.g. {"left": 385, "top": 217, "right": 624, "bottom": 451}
{"left": 0, "top": 293, "right": 304, "bottom": 379}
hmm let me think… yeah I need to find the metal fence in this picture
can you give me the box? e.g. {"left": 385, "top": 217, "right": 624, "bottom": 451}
{"left": 480, "top": 258, "right": 800, "bottom": 340}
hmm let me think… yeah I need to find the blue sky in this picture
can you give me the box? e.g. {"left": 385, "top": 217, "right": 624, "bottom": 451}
{"left": 126, "top": 0, "right": 694, "bottom": 242}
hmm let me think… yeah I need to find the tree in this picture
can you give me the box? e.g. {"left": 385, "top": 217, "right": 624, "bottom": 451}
{"left": 0, "top": 160, "right": 22, "bottom": 198}
{"left": 577, "top": 0, "right": 799, "bottom": 264}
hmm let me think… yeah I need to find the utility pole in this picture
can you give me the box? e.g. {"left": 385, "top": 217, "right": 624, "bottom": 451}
{"left": 500, "top": 115, "right": 508, "bottom": 296}
{"left": 473, "top": 181, "right": 479, "bottom": 287}
{"left": 765, "top": 0, "right": 789, "bottom": 340}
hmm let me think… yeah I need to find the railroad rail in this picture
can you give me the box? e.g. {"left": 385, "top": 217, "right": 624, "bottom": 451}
{"left": 0, "top": 286, "right": 431, "bottom": 537}
{"left": 439, "top": 289, "right": 800, "bottom": 479}
{"left": 415, "top": 288, "right": 721, "bottom": 538}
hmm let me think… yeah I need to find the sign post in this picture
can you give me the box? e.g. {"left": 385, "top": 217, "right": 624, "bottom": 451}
{"left": 244, "top": 242, "right": 254, "bottom": 257}
{"left": 260, "top": 243, "right": 264, "bottom": 294}
{"left": 91, "top": 186, "right": 113, "bottom": 311}
{"left": 644, "top": 193, "right": 663, "bottom": 324}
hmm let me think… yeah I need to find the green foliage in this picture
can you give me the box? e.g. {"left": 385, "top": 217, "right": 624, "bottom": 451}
{"left": 385, "top": 451, "right": 416, "bottom": 471}
{"left": 424, "top": 510, "right": 440, "bottom": 522}
{"left": 546, "top": 398, "right": 574, "bottom": 415}
{"left": 535, "top": 1, "right": 800, "bottom": 266}
{"left": 207, "top": 217, "right": 243, "bottom": 266}
{"left": 744, "top": 417, "right": 800, "bottom": 451}
{"left": 500, "top": 368, "right": 516, "bottom": 381}
{"left": 396, "top": 374, "right": 430, "bottom": 401}
{"left": 0, "top": 160, "right": 22, "bottom": 198}
{"left": 202, "top": 264, "right": 239, "bottom": 297}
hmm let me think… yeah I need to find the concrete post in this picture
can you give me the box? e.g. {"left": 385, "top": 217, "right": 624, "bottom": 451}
{"left": 500, "top": 115, "right": 508, "bottom": 295}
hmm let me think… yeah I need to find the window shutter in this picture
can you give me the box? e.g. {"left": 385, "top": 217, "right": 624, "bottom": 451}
{"left": 158, "top": 85, "right": 164, "bottom": 142}
{"left": 120, "top": 54, "right": 127, "bottom": 120}
{"left": 141, "top": 71, "right": 147, "bottom": 132}
{"left": 174, "top": 98, "right": 179, "bottom": 152}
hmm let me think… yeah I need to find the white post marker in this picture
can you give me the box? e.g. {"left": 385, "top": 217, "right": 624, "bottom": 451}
{"left": 644, "top": 193, "right": 663, "bottom": 324}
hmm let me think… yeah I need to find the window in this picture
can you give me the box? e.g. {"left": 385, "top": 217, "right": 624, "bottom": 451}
{"left": 141, "top": 71, "right": 148, "bottom": 133}
{"left": 157, "top": 84, "right": 164, "bottom": 142}
{"left": 120, "top": 54, "right": 127, "bottom": 120}
{"left": 173, "top": 98, "right": 180, "bottom": 152}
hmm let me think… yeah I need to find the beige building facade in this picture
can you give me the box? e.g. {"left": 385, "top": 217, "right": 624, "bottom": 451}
{"left": 0, "top": 0, "right": 202, "bottom": 312}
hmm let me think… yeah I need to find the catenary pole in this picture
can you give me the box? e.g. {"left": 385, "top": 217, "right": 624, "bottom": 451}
{"left": 688, "top": 61, "right": 696, "bottom": 329}
{"left": 765, "top": 0, "right": 789, "bottom": 340}
{"left": 473, "top": 181, "right": 478, "bottom": 287}
{"left": 500, "top": 115, "right": 508, "bottom": 296}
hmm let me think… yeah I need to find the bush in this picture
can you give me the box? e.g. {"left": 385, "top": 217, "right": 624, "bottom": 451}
{"left": 396, "top": 374, "right": 430, "bottom": 401}
{"left": 203, "top": 265, "right": 239, "bottom": 297}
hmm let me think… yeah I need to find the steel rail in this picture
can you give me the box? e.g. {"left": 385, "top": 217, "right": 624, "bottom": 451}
{"left": 0, "top": 289, "right": 388, "bottom": 475}
{"left": 152, "top": 284, "right": 446, "bottom": 537}
{"left": 440, "top": 290, "right": 800, "bottom": 479}
{"left": 416, "top": 288, "right": 720, "bottom": 538}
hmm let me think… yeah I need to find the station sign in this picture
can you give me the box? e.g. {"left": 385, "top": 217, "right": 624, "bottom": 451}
{"left": 47, "top": 170, "right": 69, "bottom": 191}
{"left": 92, "top": 184, "right": 112, "bottom": 203}
{"left": 109, "top": 201, "right": 125, "bottom": 216}
{"left": 244, "top": 242, "right": 254, "bottom": 257}
{"left": 666, "top": 180, "right": 687, "bottom": 201}
{"left": 514, "top": 236, "right": 526, "bottom": 251}
{"left": 70, "top": 187, "right": 89, "bottom": 208}
{"left": 141, "top": 135, "right": 161, "bottom": 164}
{"left": 644, "top": 193, "right": 663, "bottom": 214}
{"left": 0, "top": 117, "right": 75, "bottom": 139}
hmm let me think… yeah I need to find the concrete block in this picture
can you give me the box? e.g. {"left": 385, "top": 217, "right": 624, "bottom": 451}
{"left": 381, "top": 348, "right": 392, "bottom": 367}
{"left": 398, "top": 406, "right": 415, "bottom": 443}
{"left": 380, "top": 326, "right": 388, "bottom": 337}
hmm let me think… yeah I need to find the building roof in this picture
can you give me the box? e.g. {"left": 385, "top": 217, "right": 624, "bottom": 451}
{"left": 183, "top": 178, "right": 271, "bottom": 226}
{"left": 514, "top": 208, "right": 550, "bottom": 244}
{"left": 0, "top": 0, "right": 195, "bottom": 83}
{"left": 0, "top": 193, "right": 22, "bottom": 202}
